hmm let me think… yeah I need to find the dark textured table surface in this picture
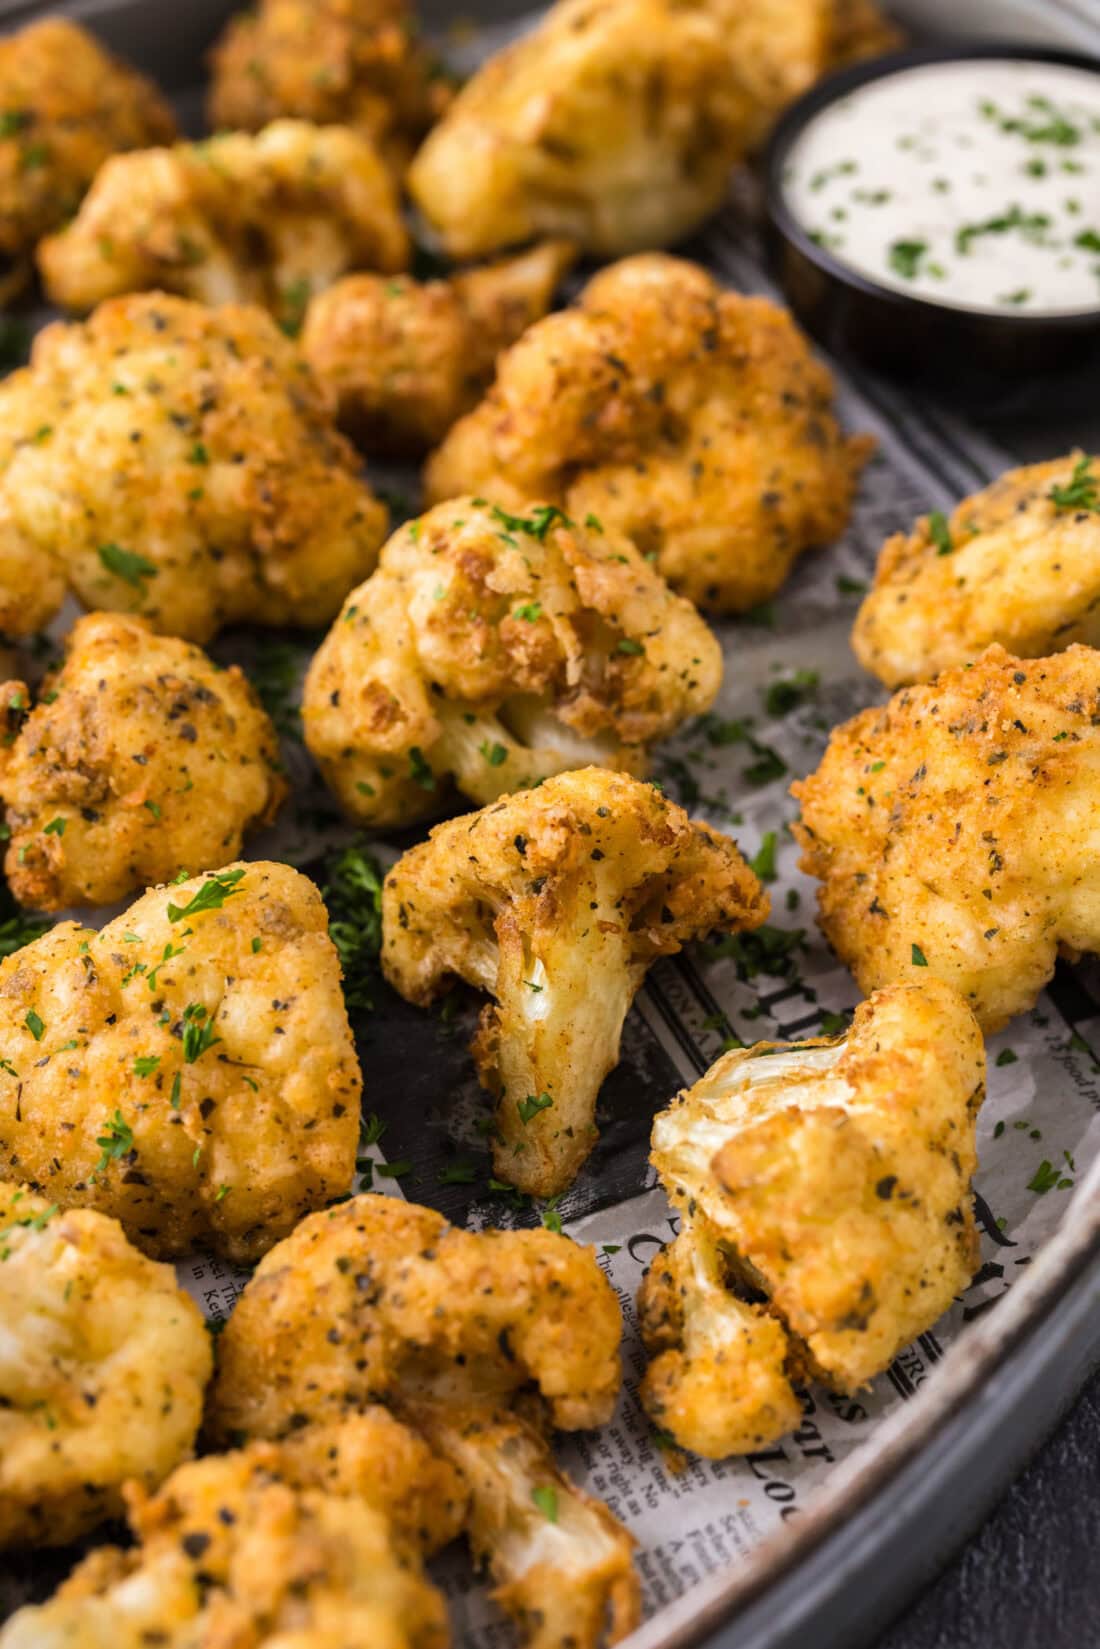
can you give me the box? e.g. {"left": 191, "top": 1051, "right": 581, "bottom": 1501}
{"left": 875, "top": 1366, "right": 1100, "bottom": 1648}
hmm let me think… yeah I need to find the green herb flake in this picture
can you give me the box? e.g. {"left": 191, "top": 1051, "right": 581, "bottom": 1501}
{"left": 531, "top": 1485, "right": 559, "bottom": 1522}
{"left": 518, "top": 1091, "right": 554, "bottom": 1125}
{"left": 910, "top": 943, "right": 928, "bottom": 967}
{"left": 24, "top": 1009, "right": 44, "bottom": 1040}
{"left": 167, "top": 867, "right": 246, "bottom": 923}
{"left": 928, "top": 511, "right": 954, "bottom": 555}
{"left": 98, "top": 543, "right": 158, "bottom": 589}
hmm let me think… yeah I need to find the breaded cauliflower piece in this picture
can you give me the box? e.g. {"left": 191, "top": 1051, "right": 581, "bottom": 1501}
{"left": 303, "top": 498, "right": 722, "bottom": 828}
{"left": 0, "top": 1183, "right": 211, "bottom": 1548}
{"left": 0, "top": 1442, "right": 450, "bottom": 1649}
{"left": 0, "top": 293, "right": 387, "bottom": 643}
{"left": 426, "top": 255, "right": 872, "bottom": 614}
{"left": 206, "top": 1192, "right": 639, "bottom": 1649}
{"left": 0, "top": 19, "right": 176, "bottom": 301}
{"left": 640, "top": 981, "right": 983, "bottom": 1455}
{"left": 853, "top": 454, "right": 1100, "bottom": 687}
{"left": 637, "top": 1219, "right": 800, "bottom": 1458}
{"left": 382, "top": 768, "right": 768, "bottom": 1194}
{"left": 0, "top": 513, "right": 65, "bottom": 639}
{"left": 38, "top": 119, "right": 409, "bottom": 328}
{"left": 793, "top": 644, "right": 1100, "bottom": 1030}
{"left": 208, "top": 0, "right": 451, "bottom": 174}
{"left": 0, "top": 861, "right": 360, "bottom": 1262}
{"left": 0, "top": 613, "right": 286, "bottom": 911}
{"left": 301, "top": 241, "right": 576, "bottom": 454}
{"left": 407, "top": 0, "right": 757, "bottom": 259}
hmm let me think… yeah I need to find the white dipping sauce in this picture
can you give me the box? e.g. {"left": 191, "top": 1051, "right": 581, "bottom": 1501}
{"left": 783, "top": 58, "right": 1100, "bottom": 316}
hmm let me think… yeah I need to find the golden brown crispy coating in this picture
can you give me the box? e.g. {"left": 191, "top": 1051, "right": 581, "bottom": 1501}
{"left": 640, "top": 981, "right": 983, "bottom": 1455}
{"left": 0, "top": 511, "right": 65, "bottom": 639}
{"left": 0, "top": 861, "right": 360, "bottom": 1263}
{"left": 208, "top": 0, "right": 451, "bottom": 174}
{"left": 302, "top": 497, "right": 722, "bottom": 828}
{"left": 407, "top": 0, "right": 757, "bottom": 259}
{"left": 38, "top": 119, "right": 409, "bottom": 328}
{"left": 637, "top": 1219, "right": 800, "bottom": 1458}
{"left": 793, "top": 644, "right": 1100, "bottom": 1030}
{"left": 0, "top": 1183, "right": 211, "bottom": 1549}
{"left": 382, "top": 768, "right": 768, "bottom": 1195}
{"left": 0, "top": 1442, "right": 450, "bottom": 1649}
{"left": 426, "top": 255, "right": 871, "bottom": 615}
{"left": 206, "top": 1192, "right": 638, "bottom": 1649}
{"left": 302, "top": 241, "right": 576, "bottom": 454}
{"left": 0, "top": 614, "right": 286, "bottom": 911}
{"left": 853, "top": 455, "right": 1100, "bottom": 687}
{"left": 0, "top": 293, "right": 387, "bottom": 643}
{"left": 207, "top": 1192, "right": 623, "bottom": 1442}
{"left": 0, "top": 19, "right": 176, "bottom": 300}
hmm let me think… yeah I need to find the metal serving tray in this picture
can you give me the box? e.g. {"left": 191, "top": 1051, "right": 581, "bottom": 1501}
{"left": 2, "top": 3, "right": 1100, "bottom": 1647}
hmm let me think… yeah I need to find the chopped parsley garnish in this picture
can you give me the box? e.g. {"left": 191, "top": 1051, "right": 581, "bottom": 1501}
{"left": 750, "top": 831, "right": 778, "bottom": 882}
{"left": 928, "top": 511, "right": 953, "bottom": 555}
{"left": 437, "top": 1160, "right": 478, "bottom": 1185}
{"left": 376, "top": 1159, "right": 413, "bottom": 1178}
{"left": 531, "top": 1485, "right": 559, "bottom": 1522}
{"left": 518, "top": 1092, "right": 554, "bottom": 1124}
{"left": 911, "top": 943, "right": 928, "bottom": 967}
{"left": 888, "top": 239, "right": 928, "bottom": 279}
{"left": 540, "top": 1196, "right": 563, "bottom": 1234}
{"left": 490, "top": 503, "right": 571, "bottom": 541}
{"left": 98, "top": 543, "right": 158, "bottom": 589}
{"left": 764, "top": 669, "right": 818, "bottom": 717}
{"left": 615, "top": 638, "right": 645, "bottom": 656}
{"left": 408, "top": 746, "right": 436, "bottom": 790}
{"left": 514, "top": 602, "right": 543, "bottom": 622}
{"left": 247, "top": 638, "right": 303, "bottom": 741}
{"left": 322, "top": 842, "right": 384, "bottom": 1017}
{"left": 23, "top": 1009, "right": 44, "bottom": 1040}
{"left": 1027, "top": 1158, "right": 1070, "bottom": 1194}
{"left": 95, "top": 1110, "right": 133, "bottom": 1173}
{"left": 42, "top": 816, "right": 66, "bottom": 836}
{"left": 167, "top": 868, "right": 246, "bottom": 922}
{"left": 995, "top": 1048, "right": 1018, "bottom": 1067}
{"left": 704, "top": 924, "right": 805, "bottom": 982}
{"left": 181, "top": 1003, "right": 220, "bottom": 1063}
{"left": 133, "top": 1054, "right": 160, "bottom": 1077}
{"left": 956, "top": 205, "right": 1050, "bottom": 256}
{"left": 480, "top": 740, "right": 508, "bottom": 767}
{"left": 1049, "top": 455, "right": 1100, "bottom": 513}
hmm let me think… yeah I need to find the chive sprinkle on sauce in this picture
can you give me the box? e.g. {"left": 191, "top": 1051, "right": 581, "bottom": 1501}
{"left": 784, "top": 59, "right": 1100, "bottom": 316}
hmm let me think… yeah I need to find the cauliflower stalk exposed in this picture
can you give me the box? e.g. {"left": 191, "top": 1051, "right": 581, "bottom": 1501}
{"left": 793, "top": 643, "right": 1100, "bottom": 1030}
{"left": 853, "top": 453, "right": 1100, "bottom": 687}
{"left": 426, "top": 254, "right": 872, "bottom": 615}
{"left": 303, "top": 498, "right": 723, "bottom": 828}
{"left": 0, "top": 1184, "right": 211, "bottom": 1549}
{"left": 207, "top": 1192, "right": 640, "bottom": 1649}
{"left": 0, "top": 292, "right": 387, "bottom": 642}
{"left": 208, "top": 0, "right": 452, "bottom": 174}
{"left": 0, "top": 861, "right": 360, "bottom": 1262}
{"left": 639, "top": 982, "right": 985, "bottom": 1455}
{"left": 0, "top": 19, "right": 176, "bottom": 300}
{"left": 0, "top": 1441, "right": 450, "bottom": 1649}
{"left": 0, "top": 613, "right": 286, "bottom": 911}
{"left": 382, "top": 768, "right": 769, "bottom": 1195}
{"left": 302, "top": 240, "right": 576, "bottom": 454}
{"left": 38, "top": 119, "right": 409, "bottom": 328}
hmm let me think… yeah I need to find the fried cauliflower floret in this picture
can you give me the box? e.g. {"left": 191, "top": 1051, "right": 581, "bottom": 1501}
{"left": 208, "top": 0, "right": 451, "bottom": 174}
{"left": 303, "top": 499, "right": 722, "bottom": 828}
{"left": 301, "top": 241, "right": 576, "bottom": 454}
{"left": 0, "top": 1443, "right": 450, "bottom": 1649}
{"left": 206, "top": 1193, "right": 639, "bottom": 1649}
{"left": 0, "top": 861, "right": 360, "bottom": 1262}
{"left": 0, "top": 614, "right": 286, "bottom": 911}
{"left": 426, "top": 255, "right": 872, "bottom": 614}
{"left": 853, "top": 455, "right": 1100, "bottom": 687}
{"left": 0, "top": 19, "right": 176, "bottom": 300}
{"left": 793, "top": 644, "right": 1100, "bottom": 1030}
{"left": 407, "top": 0, "right": 758, "bottom": 260}
{"left": 0, "top": 516, "right": 65, "bottom": 639}
{"left": 38, "top": 120, "right": 409, "bottom": 328}
{"left": 637, "top": 1218, "right": 800, "bottom": 1458}
{"left": 641, "top": 981, "right": 983, "bottom": 1460}
{"left": 0, "top": 1184, "right": 211, "bottom": 1549}
{"left": 382, "top": 769, "right": 768, "bottom": 1194}
{"left": 0, "top": 293, "right": 387, "bottom": 644}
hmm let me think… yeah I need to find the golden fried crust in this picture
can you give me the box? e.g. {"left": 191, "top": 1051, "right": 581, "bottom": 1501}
{"left": 637, "top": 1222, "right": 800, "bottom": 1457}
{"left": 302, "top": 241, "right": 577, "bottom": 454}
{"left": 0, "top": 20, "right": 176, "bottom": 298}
{"left": 641, "top": 981, "right": 983, "bottom": 1453}
{"left": 0, "top": 293, "right": 387, "bottom": 644}
{"left": 208, "top": 0, "right": 451, "bottom": 174}
{"left": 206, "top": 1192, "right": 623, "bottom": 1446}
{"left": 0, "top": 614, "right": 286, "bottom": 910}
{"left": 0, "top": 861, "right": 360, "bottom": 1263}
{"left": 426, "top": 254, "right": 871, "bottom": 615}
{"left": 382, "top": 768, "right": 768, "bottom": 1194}
{"left": 0, "top": 1444, "right": 451, "bottom": 1649}
{"left": 302, "top": 497, "right": 722, "bottom": 827}
{"left": 853, "top": 455, "right": 1100, "bottom": 687}
{"left": 411, "top": 1403, "right": 641, "bottom": 1649}
{"left": 0, "top": 1184, "right": 211, "bottom": 1549}
{"left": 38, "top": 119, "right": 409, "bottom": 326}
{"left": 793, "top": 643, "right": 1100, "bottom": 1030}
{"left": 407, "top": 0, "right": 758, "bottom": 258}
